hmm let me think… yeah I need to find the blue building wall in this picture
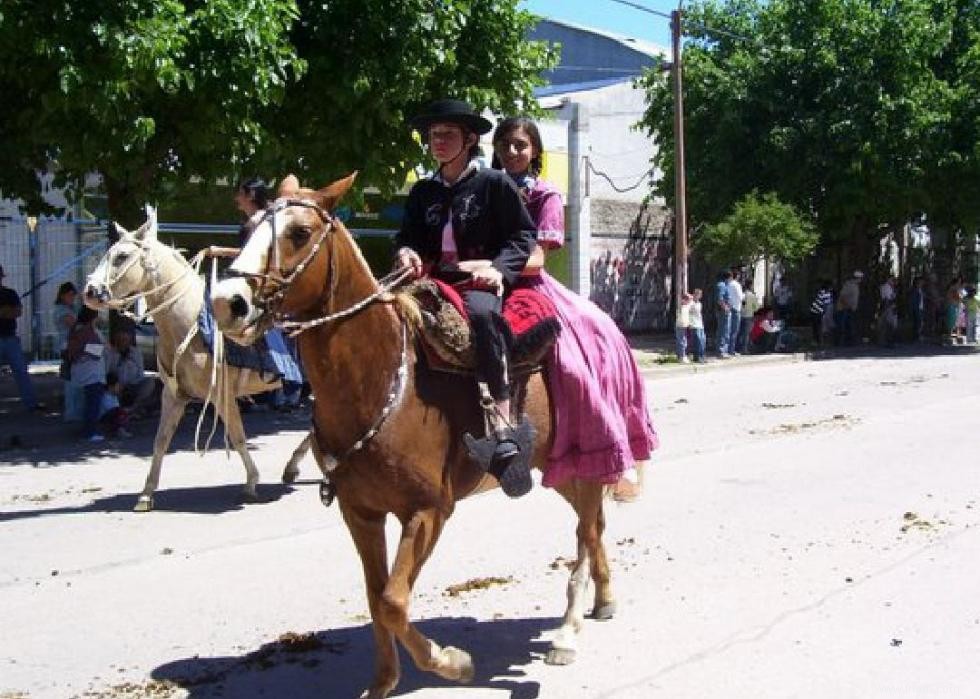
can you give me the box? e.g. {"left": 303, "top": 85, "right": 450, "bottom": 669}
{"left": 530, "top": 19, "right": 659, "bottom": 88}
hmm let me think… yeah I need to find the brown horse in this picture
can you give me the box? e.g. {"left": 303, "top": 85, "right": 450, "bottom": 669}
{"left": 211, "top": 175, "right": 617, "bottom": 698}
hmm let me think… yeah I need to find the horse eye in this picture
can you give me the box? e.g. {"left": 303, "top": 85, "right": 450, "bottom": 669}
{"left": 113, "top": 252, "right": 130, "bottom": 266}
{"left": 289, "top": 227, "right": 312, "bottom": 243}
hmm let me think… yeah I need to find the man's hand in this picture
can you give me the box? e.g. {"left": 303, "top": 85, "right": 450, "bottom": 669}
{"left": 471, "top": 266, "right": 504, "bottom": 295}
{"left": 395, "top": 247, "right": 423, "bottom": 279}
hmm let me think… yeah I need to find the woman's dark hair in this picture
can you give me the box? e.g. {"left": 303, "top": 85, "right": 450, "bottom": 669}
{"left": 238, "top": 177, "right": 269, "bottom": 209}
{"left": 55, "top": 281, "right": 77, "bottom": 305}
{"left": 491, "top": 117, "right": 544, "bottom": 175}
{"left": 76, "top": 306, "right": 98, "bottom": 326}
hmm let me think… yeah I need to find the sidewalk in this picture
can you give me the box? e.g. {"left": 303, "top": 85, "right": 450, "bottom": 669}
{"left": 628, "top": 330, "right": 980, "bottom": 377}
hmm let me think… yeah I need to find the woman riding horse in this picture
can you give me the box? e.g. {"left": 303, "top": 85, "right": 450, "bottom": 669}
{"left": 394, "top": 99, "right": 538, "bottom": 495}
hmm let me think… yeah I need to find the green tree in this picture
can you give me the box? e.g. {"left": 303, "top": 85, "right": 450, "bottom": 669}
{"left": 248, "top": 0, "right": 556, "bottom": 196}
{"left": 0, "top": 0, "right": 304, "bottom": 225}
{"left": 639, "top": 0, "right": 975, "bottom": 266}
{"left": 0, "top": 1, "right": 556, "bottom": 223}
{"left": 696, "top": 191, "right": 818, "bottom": 268}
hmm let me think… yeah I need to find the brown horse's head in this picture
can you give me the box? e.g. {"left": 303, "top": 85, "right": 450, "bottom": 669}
{"left": 212, "top": 173, "right": 357, "bottom": 344}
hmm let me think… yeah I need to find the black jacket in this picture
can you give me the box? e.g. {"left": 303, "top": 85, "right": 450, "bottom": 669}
{"left": 394, "top": 166, "right": 537, "bottom": 286}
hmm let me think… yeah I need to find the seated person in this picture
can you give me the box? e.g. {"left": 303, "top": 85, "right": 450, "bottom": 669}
{"left": 104, "top": 327, "right": 159, "bottom": 419}
{"left": 748, "top": 308, "right": 782, "bottom": 354}
{"left": 394, "top": 99, "right": 537, "bottom": 494}
{"left": 99, "top": 372, "right": 132, "bottom": 438}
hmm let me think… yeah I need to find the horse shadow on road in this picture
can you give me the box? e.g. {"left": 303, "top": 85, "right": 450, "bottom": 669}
{"left": 151, "top": 615, "right": 555, "bottom": 698}
{"left": 0, "top": 481, "right": 301, "bottom": 522}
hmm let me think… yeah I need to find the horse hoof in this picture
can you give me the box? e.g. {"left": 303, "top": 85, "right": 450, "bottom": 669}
{"left": 241, "top": 490, "right": 260, "bottom": 504}
{"left": 545, "top": 647, "right": 577, "bottom": 666}
{"left": 442, "top": 646, "right": 474, "bottom": 683}
{"left": 359, "top": 680, "right": 397, "bottom": 699}
{"left": 133, "top": 498, "right": 153, "bottom": 513}
{"left": 281, "top": 468, "right": 299, "bottom": 485}
{"left": 591, "top": 601, "right": 617, "bottom": 621}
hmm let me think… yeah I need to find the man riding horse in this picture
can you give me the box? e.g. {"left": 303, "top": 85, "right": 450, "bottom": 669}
{"left": 394, "top": 99, "right": 538, "bottom": 495}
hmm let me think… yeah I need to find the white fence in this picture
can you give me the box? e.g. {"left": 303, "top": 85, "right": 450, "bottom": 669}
{"left": 0, "top": 212, "right": 108, "bottom": 360}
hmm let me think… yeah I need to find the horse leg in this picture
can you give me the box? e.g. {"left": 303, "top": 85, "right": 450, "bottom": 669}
{"left": 217, "top": 389, "right": 260, "bottom": 502}
{"left": 339, "top": 501, "right": 399, "bottom": 699}
{"left": 379, "top": 509, "right": 473, "bottom": 684}
{"left": 135, "top": 388, "right": 187, "bottom": 512}
{"left": 281, "top": 432, "right": 311, "bottom": 484}
{"left": 587, "top": 488, "right": 617, "bottom": 621}
{"left": 546, "top": 480, "right": 607, "bottom": 665}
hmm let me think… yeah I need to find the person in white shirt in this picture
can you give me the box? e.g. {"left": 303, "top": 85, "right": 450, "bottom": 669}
{"left": 689, "top": 288, "right": 706, "bottom": 362}
{"left": 737, "top": 279, "right": 759, "bottom": 353}
{"left": 675, "top": 292, "right": 693, "bottom": 363}
{"left": 726, "top": 269, "right": 744, "bottom": 355}
{"left": 104, "top": 328, "right": 159, "bottom": 419}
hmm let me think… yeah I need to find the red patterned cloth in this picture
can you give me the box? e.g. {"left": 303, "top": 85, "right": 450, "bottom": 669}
{"left": 429, "top": 278, "right": 557, "bottom": 339}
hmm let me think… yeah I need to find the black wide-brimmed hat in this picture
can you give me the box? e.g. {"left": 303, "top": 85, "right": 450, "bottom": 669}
{"left": 410, "top": 99, "right": 493, "bottom": 135}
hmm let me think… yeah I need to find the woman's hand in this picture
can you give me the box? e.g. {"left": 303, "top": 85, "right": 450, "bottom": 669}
{"left": 456, "top": 259, "right": 493, "bottom": 273}
{"left": 471, "top": 266, "right": 504, "bottom": 295}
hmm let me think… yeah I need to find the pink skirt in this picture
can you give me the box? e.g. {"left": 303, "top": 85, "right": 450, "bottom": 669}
{"left": 519, "top": 272, "right": 659, "bottom": 487}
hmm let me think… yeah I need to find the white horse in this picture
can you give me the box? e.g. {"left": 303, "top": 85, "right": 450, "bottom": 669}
{"left": 83, "top": 207, "right": 311, "bottom": 511}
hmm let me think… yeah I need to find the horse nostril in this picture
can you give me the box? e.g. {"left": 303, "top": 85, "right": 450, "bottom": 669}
{"left": 229, "top": 294, "right": 249, "bottom": 319}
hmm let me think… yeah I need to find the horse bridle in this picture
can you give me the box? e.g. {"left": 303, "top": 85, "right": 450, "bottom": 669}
{"left": 236, "top": 197, "right": 337, "bottom": 320}
{"left": 236, "top": 197, "right": 412, "bottom": 337}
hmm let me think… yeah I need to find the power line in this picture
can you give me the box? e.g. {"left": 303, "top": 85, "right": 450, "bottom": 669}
{"left": 587, "top": 160, "right": 655, "bottom": 194}
{"left": 599, "top": 0, "right": 762, "bottom": 49}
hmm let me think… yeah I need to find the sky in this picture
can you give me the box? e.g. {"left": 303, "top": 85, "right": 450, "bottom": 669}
{"left": 522, "top": 0, "right": 675, "bottom": 49}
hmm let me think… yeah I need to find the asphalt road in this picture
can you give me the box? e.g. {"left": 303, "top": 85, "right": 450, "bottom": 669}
{"left": 1, "top": 350, "right": 978, "bottom": 699}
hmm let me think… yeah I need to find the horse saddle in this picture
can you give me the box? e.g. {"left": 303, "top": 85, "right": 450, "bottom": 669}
{"left": 401, "top": 277, "right": 560, "bottom": 376}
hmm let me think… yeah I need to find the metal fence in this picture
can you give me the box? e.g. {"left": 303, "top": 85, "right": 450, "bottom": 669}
{"left": 0, "top": 213, "right": 108, "bottom": 360}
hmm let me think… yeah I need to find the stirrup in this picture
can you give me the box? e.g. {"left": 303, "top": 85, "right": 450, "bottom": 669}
{"left": 464, "top": 418, "right": 535, "bottom": 498}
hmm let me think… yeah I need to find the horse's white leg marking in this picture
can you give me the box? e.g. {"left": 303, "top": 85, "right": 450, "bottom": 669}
{"left": 547, "top": 542, "right": 591, "bottom": 665}
{"left": 136, "top": 388, "right": 187, "bottom": 512}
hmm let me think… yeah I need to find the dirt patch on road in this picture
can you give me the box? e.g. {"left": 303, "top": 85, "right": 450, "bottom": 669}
{"left": 73, "top": 679, "right": 179, "bottom": 698}
{"left": 444, "top": 576, "right": 514, "bottom": 597}
{"left": 750, "top": 414, "right": 859, "bottom": 436}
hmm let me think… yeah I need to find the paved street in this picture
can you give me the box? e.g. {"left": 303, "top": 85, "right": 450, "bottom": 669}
{"left": 2, "top": 350, "right": 979, "bottom": 698}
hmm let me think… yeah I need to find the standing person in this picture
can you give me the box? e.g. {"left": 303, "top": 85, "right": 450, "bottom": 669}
{"left": 945, "top": 276, "right": 964, "bottom": 343}
{"left": 774, "top": 276, "right": 794, "bottom": 323}
{"left": 835, "top": 271, "right": 863, "bottom": 345}
{"left": 910, "top": 276, "right": 926, "bottom": 342}
{"left": 0, "top": 264, "right": 41, "bottom": 412}
{"left": 809, "top": 280, "right": 833, "bottom": 345}
{"left": 491, "top": 116, "right": 658, "bottom": 501}
{"left": 395, "top": 100, "right": 538, "bottom": 495}
{"left": 726, "top": 268, "right": 744, "bottom": 356}
{"left": 675, "top": 292, "right": 693, "bottom": 363}
{"left": 66, "top": 306, "right": 107, "bottom": 442}
{"left": 877, "top": 275, "right": 898, "bottom": 347}
{"left": 963, "top": 287, "right": 979, "bottom": 344}
{"left": 54, "top": 281, "right": 84, "bottom": 419}
{"left": 689, "top": 288, "right": 706, "bottom": 362}
{"left": 714, "top": 270, "right": 733, "bottom": 358}
{"left": 736, "top": 277, "right": 758, "bottom": 353}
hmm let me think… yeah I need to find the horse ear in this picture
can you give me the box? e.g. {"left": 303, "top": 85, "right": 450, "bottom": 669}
{"left": 315, "top": 172, "right": 358, "bottom": 213}
{"left": 113, "top": 222, "right": 130, "bottom": 240}
{"left": 278, "top": 174, "right": 301, "bottom": 198}
{"left": 132, "top": 205, "right": 158, "bottom": 242}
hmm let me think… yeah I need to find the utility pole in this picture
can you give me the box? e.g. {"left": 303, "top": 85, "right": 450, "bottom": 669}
{"left": 671, "top": 8, "right": 688, "bottom": 310}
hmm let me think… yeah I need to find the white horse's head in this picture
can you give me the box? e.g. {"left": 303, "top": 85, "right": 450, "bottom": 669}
{"left": 84, "top": 205, "right": 159, "bottom": 310}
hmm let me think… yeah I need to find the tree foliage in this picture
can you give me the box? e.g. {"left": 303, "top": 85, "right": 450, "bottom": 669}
{"left": 696, "top": 191, "right": 818, "bottom": 267}
{"left": 0, "top": 1, "right": 556, "bottom": 223}
{"left": 0, "top": 0, "right": 304, "bottom": 224}
{"left": 638, "top": 0, "right": 980, "bottom": 253}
